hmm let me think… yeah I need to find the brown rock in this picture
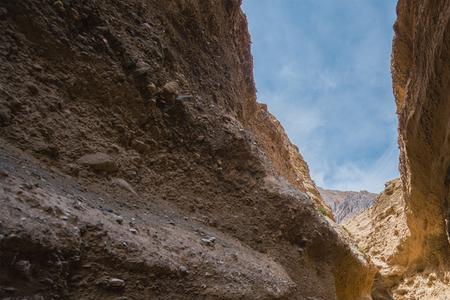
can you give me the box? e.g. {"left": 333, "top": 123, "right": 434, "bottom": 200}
{"left": 77, "top": 153, "right": 117, "bottom": 172}
{"left": 159, "top": 81, "right": 179, "bottom": 102}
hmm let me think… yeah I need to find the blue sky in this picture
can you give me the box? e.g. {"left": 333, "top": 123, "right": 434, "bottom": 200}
{"left": 242, "top": 0, "right": 399, "bottom": 193}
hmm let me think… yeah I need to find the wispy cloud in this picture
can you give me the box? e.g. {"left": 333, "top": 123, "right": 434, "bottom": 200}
{"left": 243, "top": 0, "right": 399, "bottom": 193}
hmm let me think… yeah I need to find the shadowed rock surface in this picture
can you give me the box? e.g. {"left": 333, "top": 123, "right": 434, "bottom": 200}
{"left": 0, "top": 0, "right": 373, "bottom": 299}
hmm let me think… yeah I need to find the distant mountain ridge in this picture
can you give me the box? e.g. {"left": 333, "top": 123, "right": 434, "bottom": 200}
{"left": 318, "top": 188, "right": 377, "bottom": 223}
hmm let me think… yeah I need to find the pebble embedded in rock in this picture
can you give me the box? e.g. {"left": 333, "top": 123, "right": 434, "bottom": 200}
{"left": 111, "top": 178, "right": 137, "bottom": 195}
{"left": 201, "top": 236, "right": 216, "bottom": 246}
{"left": 77, "top": 153, "right": 117, "bottom": 172}
{"left": 146, "top": 82, "right": 158, "bottom": 96}
{"left": 25, "top": 82, "right": 39, "bottom": 95}
{"left": 101, "top": 277, "right": 126, "bottom": 291}
{"left": 115, "top": 215, "right": 124, "bottom": 225}
{"left": 129, "top": 228, "right": 138, "bottom": 234}
{"left": 159, "top": 81, "right": 179, "bottom": 102}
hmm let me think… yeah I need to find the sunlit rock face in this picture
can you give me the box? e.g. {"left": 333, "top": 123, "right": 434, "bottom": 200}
{"left": 392, "top": 0, "right": 450, "bottom": 267}
{"left": 319, "top": 188, "right": 377, "bottom": 223}
{"left": 343, "top": 2, "right": 450, "bottom": 298}
{"left": 343, "top": 179, "right": 411, "bottom": 299}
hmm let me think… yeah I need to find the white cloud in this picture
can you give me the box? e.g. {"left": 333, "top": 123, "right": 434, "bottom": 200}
{"left": 243, "top": 0, "right": 399, "bottom": 193}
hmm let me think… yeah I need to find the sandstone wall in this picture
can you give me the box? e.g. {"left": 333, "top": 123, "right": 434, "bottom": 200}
{"left": 392, "top": 0, "right": 450, "bottom": 267}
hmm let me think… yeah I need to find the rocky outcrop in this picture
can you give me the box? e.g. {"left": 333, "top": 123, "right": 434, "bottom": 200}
{"left": 0, "top": 0, "right": 373, "bottom": 299}
{"left": 319, "top": 188, "right": 377, "bottom": 223}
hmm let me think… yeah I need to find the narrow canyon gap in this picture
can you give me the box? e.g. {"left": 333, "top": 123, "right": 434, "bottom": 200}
{"left": 1, "top": 1, "right": 450, "bottom": 300}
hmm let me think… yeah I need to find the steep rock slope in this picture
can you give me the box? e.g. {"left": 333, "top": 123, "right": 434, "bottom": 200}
{"left": 319, "top": 188, "right": 377, "bottom": 223}
{"left": 392, "top": 0, "right": 450, "bottom": 275}
{"left": 0, "top": 0, "right": 373, "bottom": 299}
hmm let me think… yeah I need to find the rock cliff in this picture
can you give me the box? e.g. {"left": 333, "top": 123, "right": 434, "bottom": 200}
{"left": 0, "top": 1, "right": 373, "bottom": 299}
{"left": 392, "top": 0, "right": 450, "bottom": 268}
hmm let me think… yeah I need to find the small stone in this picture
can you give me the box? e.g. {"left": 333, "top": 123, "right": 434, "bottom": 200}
{"left": 77, "top": 153, "right": 117, "bottom": 172}
{"left": 161, "top": 81, "right": 180, "bottom": 94}
{"left": 129, "top": 228, "right": 138, "bottom": 234}
{"left": 111, "top": 178, "right": 137, "bottom": 195}
{"left": 53, "top": 0, "right": 65, "bottom": 12}
{"left": 160, "top": 81, "right": 179, "bottom": 102}
{"left": 25, "top": 82, "right": 39, "bottom": 95}
{"left": 115, "top": 215, "right": 124, "bottom": 225}
{"left": 100, "top": 277, "right": 126, "bottom": 291}
{"left": 146, "top": 82, "right": 158, "bottom": 96}
{"left": 142, "top": 22, "right": 151, "bottom": 30}
{"left": 32, "top": 64, "right": 43, "bottom": 71}
{"left": 201, "top": 236, "right": 216, "bottom": 246}
{"left": 179, "top": 266, "right": 188, "bottom": 274}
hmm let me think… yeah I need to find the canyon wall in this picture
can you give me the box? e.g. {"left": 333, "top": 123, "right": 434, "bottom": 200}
{"left": 344, "top": 1, "right": 450, "bottom": 299}
{"left": 392, "top": 0, "right": 450, "bottom": 269}
{"left": 0, "top": 0, "right": 372, "bottom": 299}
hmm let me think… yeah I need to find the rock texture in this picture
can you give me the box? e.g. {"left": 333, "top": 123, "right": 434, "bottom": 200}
{"left": 319, "top": 188, "right": 377, "bottom": 223}
{"left": 390, "top": 0, "right": 450, "bottom": 282}
{"left": 393, "top": 0, "right": 450, "bottom": 267}
{"left": 344, "top": 1, "right": 450, "bottom": 298}
{"left": 0, "top": 0, "right": 373, "bottom": 299}
{"left": 344, "top": 179, "right": 410, "bottom": 299}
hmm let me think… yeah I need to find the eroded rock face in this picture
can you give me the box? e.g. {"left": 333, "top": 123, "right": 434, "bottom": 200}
{"left": 392, "top": 0, "right": 450, "bottom": 270}
{"left": 343, "top": 1, "right": 450, "bottom": 298}
{"left": 344, "top": 179, "right": 410, "bottom": 299}
{"left": 319, "top": 188, "right": 377, "bottom": 223}
{"left": 0, "top": 0, "right": 373, "bottom": 299}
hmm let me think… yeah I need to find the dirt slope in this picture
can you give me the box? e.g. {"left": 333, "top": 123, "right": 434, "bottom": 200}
{"left": 0, "top": 0, "right": 373, "bottom": 299}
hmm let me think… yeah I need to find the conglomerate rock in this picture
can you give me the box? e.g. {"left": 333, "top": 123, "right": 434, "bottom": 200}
{"left": 0, "top": 0, "right": 374, "bottom": 299}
